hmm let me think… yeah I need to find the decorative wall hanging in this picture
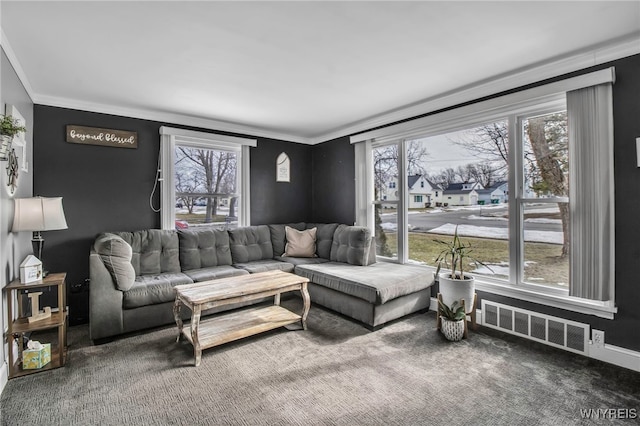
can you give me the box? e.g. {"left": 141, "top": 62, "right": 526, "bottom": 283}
{"left": 6, "top": 148, "right": 19, "bottom": 196}
{"left": 0, "top": 106, "right": 27, "bottom": 161}
{"left": 276, "top": 152, "right": 290, "bottom": 182}
{"left": 66, "top": 125, "right": 138, "bottom": 149}
{"left": 6, "top": 105, "right": 28, "bottom": 171}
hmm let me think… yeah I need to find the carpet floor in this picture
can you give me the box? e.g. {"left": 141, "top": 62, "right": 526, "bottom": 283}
{"left": 1, "top": 300, "right": 639, "bottom": 425}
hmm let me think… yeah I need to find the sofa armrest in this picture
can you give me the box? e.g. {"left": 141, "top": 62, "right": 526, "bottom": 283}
{"left": 89, "top": 252, "right": 125, "bottom": 341}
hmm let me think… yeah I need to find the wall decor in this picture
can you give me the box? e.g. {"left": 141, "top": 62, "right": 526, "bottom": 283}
{"left": 276, "top": 152, "right": 290, "bottom": 182}
{"left": 1, "top": 105, "right": 27, "bottom": 162}
{"left": 66, "top": 125, "right": 138, "bottom": 149}
{"left": 6, "top": 148, "right": 19, "bottom": 195}
{"left": 7, "top": 105, "right": 28, "bottom": 171}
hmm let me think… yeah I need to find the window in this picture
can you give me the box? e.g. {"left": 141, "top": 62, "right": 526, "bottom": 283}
{"left": 353, "top": 68, "right": 615, "bottom": 318}
{"left": 174, "top": 146, "right": 239, "bottom": 229}
{"left": 389, "top": 182, "right": 396, "bottom": 189}
{"left": 159, "top": 127, "right": 256, "bottom": 231}
{"left": 414, "top": 195, "right": 423, "bottom": 203}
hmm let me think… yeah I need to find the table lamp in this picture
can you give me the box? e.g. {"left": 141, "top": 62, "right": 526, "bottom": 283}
{"left": 12, "top": 196, "right": 68, "bottom": 275}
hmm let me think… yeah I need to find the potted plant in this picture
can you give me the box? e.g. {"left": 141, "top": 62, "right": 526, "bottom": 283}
{"left": 437, "top": 299, "right": 466, "bottom": 341}
{"left": 0, "top": 114, "right": 26, "bottom": 161}
{"left": 433, "top": 226, "right": 490, "bottom": 315}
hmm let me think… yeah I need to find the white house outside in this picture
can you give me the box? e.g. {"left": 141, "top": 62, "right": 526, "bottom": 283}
{"left": 442, "top": 182, "right": 482, "bottom": 206}
{"left": 381, "top": 174, "right": 443, "bottom": 208}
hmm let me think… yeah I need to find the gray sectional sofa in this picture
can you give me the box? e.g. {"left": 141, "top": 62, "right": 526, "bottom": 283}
{"left": 89, "top": 223, "right": 433, "bottom": 341}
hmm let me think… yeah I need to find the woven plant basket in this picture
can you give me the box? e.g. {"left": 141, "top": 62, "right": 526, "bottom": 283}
{"left": 440, "top": 317, "right": 465, "bottom": 341}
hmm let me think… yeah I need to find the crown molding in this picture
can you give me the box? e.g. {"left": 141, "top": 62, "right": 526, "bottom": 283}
{"left": 312, "top": 32, "right": 640, "bottom": 145}
{"left": 32, "top": 94, "right": 311, "bottom": 145}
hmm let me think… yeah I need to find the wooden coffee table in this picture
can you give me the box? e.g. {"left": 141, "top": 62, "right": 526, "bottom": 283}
{"left": 173, "top": 270, "right": 310, "bottom": 366}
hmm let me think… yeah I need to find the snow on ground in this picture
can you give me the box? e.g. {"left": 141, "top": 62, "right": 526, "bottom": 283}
{"left": 474, "top": 263, "right": 509, "bottom": 276}
{"left": 524, "top": 206, "right": 560, "bottom": 214}
{"left": 467, "top": 214, "right": 508, "bottom": 221}
{"left": 381, "top": 222, "right": 562, "bottom": 244}
{"left": 426, "top": 223, "right": 563, "bottom": 244}
{"left": 524, "top": 218, "right": 562, "bottom": 224}
{"left": 381, "top": 222, "right": 398, "bottom": 231}
{"left": 468, "top": 214, "right": 561, "bottom": 224}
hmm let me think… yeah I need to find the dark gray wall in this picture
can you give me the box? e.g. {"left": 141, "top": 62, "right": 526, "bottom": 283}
{"left": 250, "top": 138, "right": 312, "bottom": 225}
{"left": 311, "top": 136, "right": 355, "bottom": 224}
{"left": 32, "top": 105, "right": 311, "bottom": 324}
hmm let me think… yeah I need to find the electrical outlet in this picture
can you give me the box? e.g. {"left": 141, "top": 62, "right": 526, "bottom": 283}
{"left": 592, "top": 329, "right": 605, "bottom": 349}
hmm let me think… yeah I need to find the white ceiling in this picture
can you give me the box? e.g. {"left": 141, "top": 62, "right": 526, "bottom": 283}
{"left": 2, "top": 1, "right": 639, "bottom": 144}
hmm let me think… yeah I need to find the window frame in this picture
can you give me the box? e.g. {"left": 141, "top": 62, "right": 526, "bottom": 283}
{"left": 159, "top": 127, "right": 255, "bottom": 230}
{"left": 352, "top": 68, "right": 616, "bottom": 319}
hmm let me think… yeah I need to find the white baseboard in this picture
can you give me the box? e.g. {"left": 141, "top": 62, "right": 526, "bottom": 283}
{"left": 589, "top": 330, "right": 640, "bottom": 373}
{"left": 0, "top": 361, "right": 8, "bottom": 396}
{"left": 429, "top": 297, "right": 639, "bottom": 372}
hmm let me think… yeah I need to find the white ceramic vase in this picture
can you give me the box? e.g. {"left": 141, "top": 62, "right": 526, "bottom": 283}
{"left": 439, "top": 273, "right": 475, "bottom": 313}
{"left": 440, "top": 317, "right": 465, "bottom": 341}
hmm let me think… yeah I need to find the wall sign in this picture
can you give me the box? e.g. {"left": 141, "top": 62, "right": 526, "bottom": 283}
{"left": 276, "top": 152, "right": 290, "bottom": 182}
{"left": 66, "top": 125, "right": 138, "bottom": 149}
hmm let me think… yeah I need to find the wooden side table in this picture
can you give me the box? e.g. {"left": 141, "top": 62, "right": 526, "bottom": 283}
{"left": 5, "top": 273, "right": 68, "bottom": 378}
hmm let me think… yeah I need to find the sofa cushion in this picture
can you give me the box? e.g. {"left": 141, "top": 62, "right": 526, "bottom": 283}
{"left": 233, "top": 260, "right": 295, "bottom": 274}
{"left": 123, "top": 272, "right": 193, "bottom": 309}
{"left": 114, "top": 229, "right": 181, "bottom": 275}
{"left": 178, "top": 228, "right": 233, "bottom": 270}
{"left": 94, "top": 233, "right": 136, "bottom": 291}
{"left": 330, "top": 225, "right": 375, "bottom": 266}
{"left": 306, "top": 223, "right": 339, "bottom": 259}
{"left": 183, "top": 265, "right": 249, "bottom": 282}
{"left": 229, "top": 225, "right": 273, "bottom": 263}
{"left": 284, "top": 226, "right": 317, "bottom": 258}
{"left": 268, "top": 223, "right": 306, "bottom": 256}
{"left": 294, "top": 262, "right": 431, "bottom": 304}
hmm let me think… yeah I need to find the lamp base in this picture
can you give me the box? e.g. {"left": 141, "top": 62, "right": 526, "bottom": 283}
{"left": 31, "top": 233, "right": 45, "bottom": 275}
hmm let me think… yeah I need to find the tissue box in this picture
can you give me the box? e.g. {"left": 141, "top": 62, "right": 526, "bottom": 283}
{"left": 22, "top": 343, "right": 51, "bottom": 369}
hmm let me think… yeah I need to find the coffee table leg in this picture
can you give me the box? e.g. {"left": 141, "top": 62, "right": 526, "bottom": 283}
{"left": 300, "top": 282, "right": 310, "bottom": 330}
{"left": 191, "top": 305, "right": 202, "bottom": 366}
{"left": 173, "top": 297, "right": 183, "bottom": 343}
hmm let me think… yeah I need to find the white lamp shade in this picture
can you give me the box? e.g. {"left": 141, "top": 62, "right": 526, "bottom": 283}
{"left": 12, "top": 197, "right": 68, "bottom": 232}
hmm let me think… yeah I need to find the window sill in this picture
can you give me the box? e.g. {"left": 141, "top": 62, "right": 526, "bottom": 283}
{"left": 474, "top": 278, "right": 617, "bottom": 320}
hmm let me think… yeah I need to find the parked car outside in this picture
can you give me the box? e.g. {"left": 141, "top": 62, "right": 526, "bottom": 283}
{"left": 175, "top": 220, "right": 189, "bottom": 229}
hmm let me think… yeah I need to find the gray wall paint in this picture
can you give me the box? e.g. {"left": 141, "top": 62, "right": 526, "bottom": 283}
{"left": 250, "top": 138, "right": 312, "bottom": 225}
{"left": 311, "top": 136, "right": 355, "bottom": 225}
{"left": 0, "top": 47, "right": 34, "bottom": 381}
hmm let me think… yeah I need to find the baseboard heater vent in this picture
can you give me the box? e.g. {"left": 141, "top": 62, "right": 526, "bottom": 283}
{"left": 481, "top": 300, "right": 589, "bottom": 355}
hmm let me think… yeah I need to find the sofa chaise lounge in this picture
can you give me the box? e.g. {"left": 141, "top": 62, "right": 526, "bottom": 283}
{"left": 89, "top": 223, "right": 433, "bottom": 341}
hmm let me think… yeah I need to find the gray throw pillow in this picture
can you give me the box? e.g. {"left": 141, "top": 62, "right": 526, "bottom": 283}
{"left": 329, "top": 225, "right": 374, "bottom": 266}
{"left": 94, "top": 233, "right": 136, "bottom": 291}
